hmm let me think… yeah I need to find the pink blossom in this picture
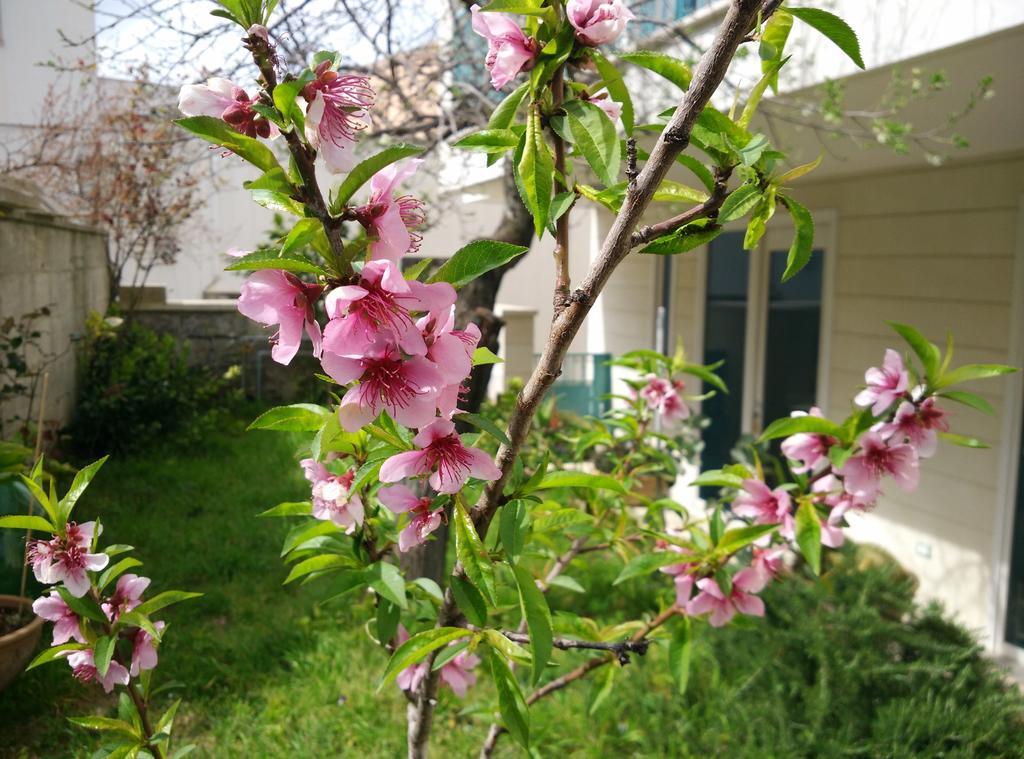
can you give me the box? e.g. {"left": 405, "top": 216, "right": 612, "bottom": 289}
{"left": 354, "top": 160, "right": 427, "bottom": 265}
{"left": 780, "top": 407, "right": 833, "bottom": 474}
{"left": 177, "top": 77, "right": 276, "bottom": 138}
{"left": 32, "top": 592, "right": 85, "bottom": 645}
{"left": 321, "top": 341, "right": 442, "bottom": 432}
{"left": 687, "top": 570, "right": 765, "bottom": 628}
{"left": 65, "top": 649, "right": 130, "bottom": 694}
{"left": 878, "top": 398, "right": 949, "bottom": 458}
{"left": 130, "top": 621, "right": 165, "bottom": 677}
{"left": 470, "top": 5, "right": 539, "bottom": 90}
{"left": 566, "top": 0, "right": 635, "bottom": 46}
{"left": 418, "top": 307, "right": 482, "bottom": 386}
{"left": 238, "top": 270, "right": 324, "bottom": 366}
{"left": 27, "top": 521, "right": 108, "bottom": 598}
{"left": 323, "top": 261, "right": 455, "bottom": 358}
{"left": 302, "top": 62, "right": 375, "bottom": 173}
{"left": 732, "top": 479, "right": 794, "bottom": 540}
{"left": 587, "top": 92, "right": 622, "bottom": 121}
{"left": 379, "top": 484, "right": 445, "bottom": 552}
{"left": 303, "top": 463, "right": 365, "bottom": 533}
{"left": 750, "top": 546, "right": 785, "bottom": 585}
{"left": 854, "top": 349, "right": 909, "bottom": 416}
{"left": 812, "top": 473, "right": 873, "bottom": 521}
{"left": 380, "top": 418, "right": 500, "bottom": 494}
{"left": 640, "top": 375, "right": 690, "bottom": 424}
{"left": 102, "top": 573, "right": 150, "bottom": 621}
{"left": 838, "top": 430, "right": 919, "bottom": 501}
{"left": 657, "top": 541, "right": 697, "bottom": 606}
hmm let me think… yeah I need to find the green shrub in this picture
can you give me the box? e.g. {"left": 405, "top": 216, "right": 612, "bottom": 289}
{"left": 67, "top": 314, "right": 229, "bottom": 457}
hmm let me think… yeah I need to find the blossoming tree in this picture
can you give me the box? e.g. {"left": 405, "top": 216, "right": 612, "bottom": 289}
{"left": 2, "top": 0, "right": 1018, "bottom": 757}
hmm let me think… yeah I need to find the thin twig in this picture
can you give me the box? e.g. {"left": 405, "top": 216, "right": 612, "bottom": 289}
{"left": 500, "top": 631, "right": 651, "bottom": 664}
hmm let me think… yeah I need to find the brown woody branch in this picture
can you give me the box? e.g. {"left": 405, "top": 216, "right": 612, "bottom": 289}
{"left": 413, "top": 2, "right": 764, "bottom": 755}
{"left": 550, "top": 65, "right": 572, "bottom": 317}
{"left": 500, "top": 631, "right": 651, "bottom": 664}
{"left": 631, "top": 166, "right": 732, "bottom": 247}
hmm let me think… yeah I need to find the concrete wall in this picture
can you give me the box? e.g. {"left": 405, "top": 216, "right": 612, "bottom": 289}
{"left": 0, "top": 181, "right": 108, "bottom": 434}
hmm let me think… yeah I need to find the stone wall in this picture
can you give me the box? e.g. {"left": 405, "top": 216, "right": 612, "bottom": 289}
{"left": 0, "top": 180, "right": 108, "bottom": 437}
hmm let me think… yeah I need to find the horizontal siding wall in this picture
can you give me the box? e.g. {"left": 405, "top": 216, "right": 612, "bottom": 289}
{"left": 799, "top": 153, "right": 1024, "bottom": 638}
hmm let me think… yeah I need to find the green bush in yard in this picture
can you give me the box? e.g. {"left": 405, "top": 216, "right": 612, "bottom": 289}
{"left": 66, "top": 313, "right": 228, "bottom": 457}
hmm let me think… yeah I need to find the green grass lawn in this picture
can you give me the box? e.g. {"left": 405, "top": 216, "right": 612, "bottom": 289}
{"left": 2, "top": 411, "right": 1023, "bottom": 758}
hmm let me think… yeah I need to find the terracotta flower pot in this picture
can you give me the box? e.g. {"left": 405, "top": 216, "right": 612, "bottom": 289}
{"left": 0, "top": 594, "right": 44, "bottom": 692}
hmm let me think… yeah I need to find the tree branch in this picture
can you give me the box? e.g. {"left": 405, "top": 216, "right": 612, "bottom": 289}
{"left": 500, "top": 631, "right": 651, "bottom": 663}
{"left": 630, "top": 166, "right": 731, "bottom": 247}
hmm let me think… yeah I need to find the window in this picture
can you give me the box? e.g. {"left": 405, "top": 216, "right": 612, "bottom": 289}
{"left": 699, "top": 222, "right": 829, "bottom": 478}
{"left": 1005, "top": 413, "right": 1024, "bottom": 647}
{"left": 633, "top": 0, "right": 717, "bottom": 39}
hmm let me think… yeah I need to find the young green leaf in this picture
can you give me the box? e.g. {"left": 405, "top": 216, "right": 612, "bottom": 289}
{"left": 248, "top": 404, "right": 330, "bottom": 432}
{"left": 175, "top": 116, "right": 281, "bottom": 172}
{"left": 759, "top": 414, "right": 843, "bottom": 443}
{"left": 26, "top": 642, "right": 88, "bottom": 671}
{"left": 328, "top": 144, "right": 424, "bottom": 213}
{"left": 135, "top": 590, "right": 204, "bottom": 617}
{"left": 935, "top": 363, "right": 1018, "bottom": 389}
{"left": 691, "top": 469, "right": 744, "bottom": 489}
{"left": 513, "top": 564, "right": 553, "bottom": 685}
{"left": 938, "top": 390, "right": 994, "bottom": 415}
{"left": 454, "top": 129, "right": 521, "bottom": 153}
{"left": 472, "top": 346, "right": 504, "bottom": 366}
{"left": 225, "top": 248, "right": 327, "bottom": 276}
{"left": 534, "top": 470, "right": 625, "bottom": 493}
{"left": 717, "top": 183, "right": 762, "bottom": 222}
{"left": 375, "top": 599, "right": 401, "bottom": 645}
{"left": 488, "top": 81, "right": 531, "bottom": 130}
{"left": 454, "top": 502, "right": 497, "bottom": 604}
{"left": 0, "top": 515, "right": 55, "bottom": 532}
{"left": 364, "top": 561, "right": 407, "bottom": 610}
{"left": 499, "top": 500, "right": 529, "bottom": 562}
{"left": 760, "top": 9, "right": 793, "bottom": 92}
{"left": 487, "top": 649, "right": 531, "bottom": 749}
{"left": 258, "top": 501, "right": 313, "bottom": 518}
{"left": 614, "top": 552, "right": 689, "bottom": 585}
{"left": 787, "top": 7, "right": 865, "bottom": 69}
{"left": 379, "top": 627, "right": 473, "bottom": 689}
{"left": 450, "top": 574, "right": 488, "bottom": 627}
{"left": 887, "top": 322, "right": 941, "bottom": 381}
{"left": 779, "top": 195, "right": 814, "bottom": 282}
{"left": 638, "top": 220, "right": 722, "bottom": 256}
{"left": 668, "top": 616, "right": 692, "bottom": 694}
{"left": 456, "top": 412, "right": 511, "bottom": 446}
{"left": 590, "top": 50, "right": 634, "bottom": 135}
{"left": 59, "top": 456, "right": 109, "bottom": 521}
{"left": 564, "top": 100, "right": 621, "bottom": 187}
{"left": 938, "top": 432, "right": 989, "bottom": 449}
{"left": 517, "top": 107, "right": 554, "bottom": 236}
{"left": 618, "top": 50, "right": 691, "bottom": 91}
{"left": 715, "top": 524, "right": 778, "bottom": 557}
{"left": 280, "top": 218, "right": 322, "bottom": 256}
{"left": 427, "top": 240, "right": 528, "bottom": 289}
{"left": 93, "top": 635, "right": 116, "bottom": 678}
{"left": 795, "top": 500, "right": 822, "bottom": 575}
{"left": 98, "top": 557, "right": 144, "bottom": 593}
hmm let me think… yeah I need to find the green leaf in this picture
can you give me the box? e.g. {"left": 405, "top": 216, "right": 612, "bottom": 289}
{"left": 454, "top": 129, "right": 521, "bottom": 154}
{"left": 499, "top": 500, "right": 529, "bottom": 562}
{"left": 272, "top": 76, "right": 311, "bottom": 130}
{"left": 258, "top": 501, "right": 313, "bottom": 518}
{"left": 135, "top": 590, "right": 203, "bottom": 617}
{"left": 281, "top": 520, "right": 340, "bottom": 557}
{"left": 328, "top": 144, "right": 424, "bottom": 213}
{"left": 588, "top": 661, "right": 616, "bottom": 715}
{"left": 778, "top": 154, "right": 822, "bottom": 184}
{"left": 243, "top": 167, "right": 295, "bottom": 194}
{"left": 939, "top": 390, "right": 994, "bottom": 416}
{"left": 759, "top": 415, "right": 843, "bottom": 443}
{"left": 938, "top": 431, "right": 989, "bottom": 449}
{"left": 225, "top": 248, "right": 327, "bottom": 276}
{"left": 787, "top": 6, "right": 865, "bottom": 69}
{"left": 668, "top": 616, "right": 692, "bottom": 694}
{"left": 281, "top": 218, "right": 322, "bottom": 256}
{"left": 376, "top": 599, "right": 401, "bottom": 644}
{"left": 935, "top": 363, "right": 1018, "bottom": 389}
{"left": 250, "top": 189, "right": 305, "bottom": 216}
{"left": 115, "top": 609, "right": 162, "bottom": 642}
{"left": 779, "top": 195, "right": 814, "bottom": 282}
{"left": 716, "top": 524, "right": 778, "bottom": 556}
{"left": 517, "top": 107, "right": 554, "bottom": 236}
{"left": 738, "top": 59, "right": 787, "bottom": 129}
{"left": 548, "top": 575, "right": 585, "bottom": 593}
{"left": 619, "top": 50, "right": 691, "bottom": 91}
{"left": 454, "top": 503, "right": 496, "bottom": 605}
{"left": 717, "top": 184, "right": 762, "bottom": 222}
{"left": 59, "top": 456, "right": 108, "bottom": 521}
{"left": 691, "top": 469, "right": 743, "bottom": 489}
{"left": 564, "top": 100, "right": 620, "bottom": 187}
{"left": 283, "top": 554, "right": 353, "bottom": 584}
{"left": 591, "top": 50, "right": 634, "bottom": 135}
{"left": 364, "top": 561, "right": 407, "bottom": 610}
{"left": 488, "top": 649, "right": 531, "bottom": 749}
{"left": 248, "top": 404, "right": 330, "bottom": 432}
{"left": 534, "top": 470, "right": 625, "bottom": 493}
{"left": 682, "top": 361, "right": 728, "bottom": 394}
{"left": 549, "top": 191, "right": 575, "bottom": 225}
{"left": 27, "top": 642, "right": 88, "bottom": 671}
{"left": 175, "top": 116, "right": 281, "bottom": 172}
{"left": 428, "top": 240, "right": 528, "bottom": 289}
{"left": 639, "top": 219, "right": 722, "bottom": 256}
{"left": 379, "top": 627, "right": 472, "bottom": 688}
{"left": 483, "top": 629, "right": 533, "bottom": 665}
{"left": 513, "top": 564, "right": 553, "bottom": 686}
{"left": 887, "top": 322, "right": 941, "bottom": 380}
{"left": 675, "top": 154, "right": 715, "bottom": 192}
{"left": 0, "top": 515, "right": 55, "bottom": 532}
{"left": 531, "top": 509, "right": 592, "bottom": 533}
{"left": 67, "top": 716, "right": 140, "bottom": 737}
{"left": 479, "top": 0, "right": 546, "bottom": 14}
{"left": 93, "top": 635, "right": 116, "bottom": 678}
{"left": 795, "top": 500, "right": 822, "bottom": 575}
{"left": 450, "top": 574, "right": 488, "bottom": 627}
{"left": 488, "top": 81, "right": 530, "bottom": 130}
{"left": 57, "top": 586, "right": 108, "bottom": 623}
{"left": 760, "top": 9, "right": 793, "bottom": 93}
{"left": 614, "top": 552, "right": 689, "bottom": 585}
{"left": 19, "top": 474, "right": 58, "bottom": 525}
{"left": 653, "top": 181, "right": 710, "bottom": 205}
{"left": 472, "top": 346, "right": 504, "bottom": 366}
{"left": 456, "top": 413, "right": 510, "bottom": 446}
{"left": 98, "top": 557, "right": 144, "bottom": 593}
